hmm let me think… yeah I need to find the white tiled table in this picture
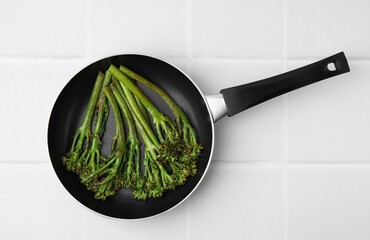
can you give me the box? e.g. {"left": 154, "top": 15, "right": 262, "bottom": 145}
{"left": 1, "top": 0, "right": 370, "bottom": 239}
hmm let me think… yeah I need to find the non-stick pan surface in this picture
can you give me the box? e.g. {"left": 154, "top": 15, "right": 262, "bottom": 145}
{"left": 48, "top": 55, "right": 214, "bottom": 219}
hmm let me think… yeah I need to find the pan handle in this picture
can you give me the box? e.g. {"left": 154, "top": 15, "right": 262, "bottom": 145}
{"left": 219, "top": 52, "right": 350, "bottom": 117}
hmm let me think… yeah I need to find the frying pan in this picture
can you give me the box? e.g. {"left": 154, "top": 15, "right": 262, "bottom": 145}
{"left": 48, "top": 52, "right": 350, "bottom": 220}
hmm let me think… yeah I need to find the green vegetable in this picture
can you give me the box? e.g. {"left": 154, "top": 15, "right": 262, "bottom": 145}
{"left": 118, "top": 65, "right": 202, "bottom": 160}
{"left": 80, "top": 71, "right": 111, "bottom": 178}
{"left": 109, "top": 65, "right": 178, "bottom": 144}
{"left": 117, "top": 72, "right": 199, "bottom": 199}
{"left": 62, "top": 72, "right": 104, "bottom": 174}
{"left": 112, "top": 80, "right": 148, "bottom": 200}
{"left": 111, "top": 78, "right": 141, "bottom": 190}
{"left": 120, "top": 81, "right": 174, "bottom": 198}
{"left": 63, "top": 64, "right": 202, "bottom": 201}
{"left": 81, "top": 85, "right": 126, "bottom": 200}
{"left": 133, "top": 81, "right": 151, "bottom": 128}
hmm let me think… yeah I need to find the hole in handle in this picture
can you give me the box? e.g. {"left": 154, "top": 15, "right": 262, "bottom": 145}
{"left": 327, "top": 62, "right": 336, "bottom": 71}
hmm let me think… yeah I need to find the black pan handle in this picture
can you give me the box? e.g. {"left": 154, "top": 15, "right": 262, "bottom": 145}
{"left": 220, "top": 52, "right": 350, "bottom": 117}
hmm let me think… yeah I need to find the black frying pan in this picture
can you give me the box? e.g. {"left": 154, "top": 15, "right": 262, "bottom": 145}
{"left": 48, "top": 52, "right": 350, "bottom": 220}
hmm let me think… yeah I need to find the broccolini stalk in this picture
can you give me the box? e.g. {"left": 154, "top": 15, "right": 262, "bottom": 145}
{"left": 113, "top": 74, "right": 160, "bottom": 147}
{"left": 81, "top": 71, "right": 112, "bottom": 177}
{"left": 81, "top": 86, "right": 126, "bottom": 200}
{"left": 118, "top": 65, "right": 202, "bottom": 159}
{"left": 62, "top": 72, "right": 105, "bottom": 173}
{"left": 133, "top": 82, "right": 151, "bottom": 128}
{"left": 109, "top": 65, "right": 178, "bottom": 144}
{"left": 111, "top": 79, "right": 141, "bottom": 189}
{"left": 134, "top": 105, "right": 175, "bottom": 196}
{"left": 113, "top": 81, "right": 147, "bottom": 200}
{"left": 121, "top": 82, "right": 177, "bottom": 198}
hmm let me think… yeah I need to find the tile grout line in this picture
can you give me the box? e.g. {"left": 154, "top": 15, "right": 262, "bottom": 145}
{"left": 282, "top": 0, "right": 289, "bottom": 239}
{"left": 186, "top": 0, "right": 193, "bottom": 61}
{"left": 0, "top": 55, "right": 85, "bottom": 60}
{"left": 196, "top": 161, "right": 370, "bottom": 167}
{"left": 186, "top": 0, "right": 193, "bottom": 239}
{"left": 0, "top": 161, "right": 48, "bottom": 165}
{"left": 287, "top": 162, "right": 370, "bottom": 168}
{"left": 187, "top": 201, "right": 192, "bottom": 240}
{"left": 0, "top": 54, "right": 369, "bottom": 62}
{"left": 85, "top": 0, "right": 92, "bottom": 58}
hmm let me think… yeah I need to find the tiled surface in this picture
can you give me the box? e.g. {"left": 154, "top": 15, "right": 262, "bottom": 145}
{"left": 0, "top": 164, "right": 86, "bottom": 240}
{"left": 1, "top": 0, "right": 370, "bottom": 239}
{"left": 90, "top": 0, "right": 187, "bottom": 57}
{"left": 189, "top": 164, "right": 284, "bottom": 240}
{"left": 287, "top": 61, "right": 370, "bottom": 162}
{"left": 287, "top": 0, "right": 370, "bottom": 59}
{"left": 288, "top": 166, "right": 370, "bottom": 240}
{"left": 0, "top": 0, "right": 87, "bottom": 57}
{"left": 192, "top": 0, "right": 284, "bottom": 58}
{"left": 85, "top": 201, "right": 189, "bottom": 240}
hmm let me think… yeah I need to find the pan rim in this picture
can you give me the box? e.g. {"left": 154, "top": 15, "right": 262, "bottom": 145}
{"left": 47, "top": 53, "right": 215, "bottom": 221}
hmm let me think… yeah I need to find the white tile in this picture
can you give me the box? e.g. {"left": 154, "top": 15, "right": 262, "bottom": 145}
{"left": 189, "top": 164, "right": 284, "bottom": 240}
{"left": 0, "top": 58, "right": 89, "bottom": 162}
{"left": 0, "top": 0, "right": 87, "bottom": 57}
{"left": 188, "top": 60, "right": 285, "bottom": 162}
{"left": 289, "top": 166, "right": 370, "bottom": 240}
{"left": 90, "top": 0, "right": 187, "bottom": 57}
{"left": 287, "top": 61, "right": 370, "bottom": 162}
{"left": 192, "top": 0, "right": 284, "bottom": 58}
{"left": 85, "top": 198, "right": 189, "bottom": 240}
{"left": 287, "top": 0, "right": 370, "bottom": 59}
{"left": 0, "top": 164, "right": 86, "bottom": 240}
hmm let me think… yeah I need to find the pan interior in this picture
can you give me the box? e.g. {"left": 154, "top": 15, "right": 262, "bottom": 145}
{"left": 48, "top": 55, "right": 213, "bottom": 219}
